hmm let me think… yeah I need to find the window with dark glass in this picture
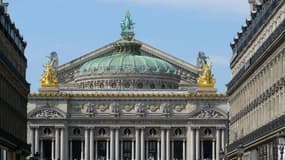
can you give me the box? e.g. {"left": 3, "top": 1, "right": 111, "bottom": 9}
{"left": 123, "top": 141, "right": 132, "bottom": 160}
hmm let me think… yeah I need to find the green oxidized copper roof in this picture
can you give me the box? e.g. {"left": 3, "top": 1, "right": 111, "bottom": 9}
{"left": 79, "top": 11, "right": 176, "bottom": 75}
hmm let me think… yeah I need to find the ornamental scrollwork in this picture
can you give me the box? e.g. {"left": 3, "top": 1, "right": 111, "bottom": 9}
{"left": 192, "top": 110, "right": 224, "bottom": 119}
{"left": 147, "top": 105, "right": 160, "bottom": 112}
{"left": 124, "top": 104, "right": 134, "bottom": 112}
{"left": 97, "top": 104, "right": 109, "bottom": 112}
{"left": 31, "top": 109, "right": 64, "bottom": 118}
{"left": 174, "top": 104, "right": 185, "bottom": 112}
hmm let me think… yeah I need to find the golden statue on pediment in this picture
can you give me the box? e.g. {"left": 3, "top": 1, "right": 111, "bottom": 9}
{"left": 197, "top": 52, "right": 215, "bottom": 89}
{"left": 40, "top": 52, "right": 58, "bottom": 88}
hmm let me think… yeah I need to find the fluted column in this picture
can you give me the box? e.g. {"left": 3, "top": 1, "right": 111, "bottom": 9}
{"left": 85, "top": 128, "right": 89, "bottom": 160}
{"left": 195, "top": 128, "right": 199, "bottom": 160}
{"left": 187, "top": 126, "right": 194, "bottom": 160}
{"left": 135, "top": 128, "right": 140, "bottom": 160}
{"left": 161, "top": 129, "right": 165, "bottom": 160}
{"left": 55, "top": 128, "right": 60, "bottom": 160}
{"left": 107, "top": 140, "right": 110, "bottom": 160}
{"left": 221, "top": 129, "right": 225, "bottom": 151}
{"left": 110, "top": 128, "right": 114, "bottom": 160}
{"left": 35, "top": 127, "right": 39, "bottom": 154}
{"left": 51, "top": 140, "right": 54, "bottom": 160}
{"left": 216, "top": 129, "right": 220, "bottom": 160}
{"left": 81, "top": 140, "right": 84, "bottom": 160}
{"left": 90, "top": 128, "right": 94, "bottom": 160}
{"left": 141, "top": 129, "right": 145, "bottom": 160}
{"left": 166, "top": 129, "right": 170, "bottom": 160}
{"left": 115, "top": 128, "right": 119, "bottom": 160}
{"left": 132, "top": 140, "right": 135, "bottom": 160}
{"left": 30, "top": 127, "right": 35, "bottom": 156}
{"left": 157, "top": 141, "right": 160, "bottom": 160}
{"left": 182, "top": 140, "right": 185, "bottom": 160}
{"left": 61, "top": 128, "right": 65, "bottom": 160}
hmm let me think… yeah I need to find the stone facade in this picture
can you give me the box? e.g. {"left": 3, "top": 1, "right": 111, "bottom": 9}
{"left": 0, "top": 3, "right": 30, "bottom": 160}
{"left": 227, "top": 0, "right": 285, "bottom": 159}
{"left": 27, "top": 12, "right": 228, "bottom": 160}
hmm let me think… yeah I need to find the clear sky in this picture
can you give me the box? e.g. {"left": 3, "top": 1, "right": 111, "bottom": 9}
{"left": 5, "top": 0, "right": 249, "bottom": 93}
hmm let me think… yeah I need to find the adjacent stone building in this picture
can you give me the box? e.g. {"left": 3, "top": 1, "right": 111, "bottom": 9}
{"left": 0, "top": 2, "right": 30, "bottom": 160}
{"left": 27, "top": 12, "right": 228, "bottom": 160}
{"left": 227, "top": 0, "right": 285, "bottom": 159}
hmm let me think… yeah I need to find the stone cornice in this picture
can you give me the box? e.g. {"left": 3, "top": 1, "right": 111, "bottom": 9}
{"left": 29, "top": 92, "right": 227, "bottom": 99}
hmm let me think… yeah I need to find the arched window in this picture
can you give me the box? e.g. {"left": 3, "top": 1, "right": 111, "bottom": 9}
{"left": 99, "top": 128, "right": 106, "bottom": 136}
{"left": 124, "top": 128, "right": 131, "bottom": 136}
{"left": 175, "top": 128, "right": 182, "bottom": 136}
{"left": 43, "top": 128, "right": 51, "bottom": 135}
{"left": 73, "top": 128, "right": 81, "bottom": 136}
{"left": 149, "top": 128, "right": 157, "bottom": 136}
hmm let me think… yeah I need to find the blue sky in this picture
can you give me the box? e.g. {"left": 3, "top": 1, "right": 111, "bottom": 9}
{"left": 5, "top": 0, "right": 249, "bottom": 93}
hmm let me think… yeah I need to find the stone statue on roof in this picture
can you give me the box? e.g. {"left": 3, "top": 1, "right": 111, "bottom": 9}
{"left": 197, "top": 51, "right": 210, "bottom": 68}
{"left": 120, "top": 10, "right": 135, "bottom": 40}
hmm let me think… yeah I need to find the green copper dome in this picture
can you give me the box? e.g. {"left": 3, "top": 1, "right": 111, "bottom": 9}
{"left": 79, "top": 53, "right": 176, "bottom": 75}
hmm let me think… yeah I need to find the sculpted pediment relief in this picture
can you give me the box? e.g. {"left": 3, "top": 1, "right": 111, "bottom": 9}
{"left": 191, "top": 109, "right": 225, "bottom": 119}
{"left": 30, "top": 108, "right": 65, "bottom": 119}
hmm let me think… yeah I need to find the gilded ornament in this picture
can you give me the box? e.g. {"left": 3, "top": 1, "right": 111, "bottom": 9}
{"left": 197, "top": 64, "right": 216, "bottom": 89}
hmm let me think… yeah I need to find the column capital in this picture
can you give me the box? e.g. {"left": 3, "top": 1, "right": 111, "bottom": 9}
{"left": 216, "top": 126, "right": 226, "bottom": 130}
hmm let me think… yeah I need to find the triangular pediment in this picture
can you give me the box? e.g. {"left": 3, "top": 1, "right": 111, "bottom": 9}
{"left": 28, "top": 107, "right": 65, "bottom": 119}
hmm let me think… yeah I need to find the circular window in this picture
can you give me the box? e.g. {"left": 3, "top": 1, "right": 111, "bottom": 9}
{"left": 99, "top": 128, "right": 106, "bottom": 136}
{"left": 111, "top": 83, "right": 117, "bottom": 88}
{"left": 204, "top": 128, "right": 212, "bottom": 136}
{"left": 43, "top": 128, "right": 51, "bottom": 135}
{"left": 124, "top": 128, "right": 131, "bottom": 136}
{"left": 175, "top": 128, "right": 182, "bottom": 136}
{"left": 137, "top": 83, "right": 143, "bottom": 89}
{"left": 149, "top": 128, "right": 157, "bottom": 136}
{"left": 73, "top": 128, "right": 81, "bottom": 136}
{"left": 150, "top": 84, "right": 155, "bottom": 89}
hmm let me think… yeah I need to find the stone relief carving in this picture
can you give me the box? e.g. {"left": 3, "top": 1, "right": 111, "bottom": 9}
{"left": 147, "top": 104, "right": 160, "bottom": 112}
{"left": 31, "top": 109, "right": 64, "bottom": 118}
{"left": 161, "top": 103, "right": 171, "bottom": 114}
{"left": 97, "top": 104, "right": 109, "bottom": 112}
{"left": 81, "top": 103, "right": 95, "bottom": 116}
{"left": 174, "top": 104, "right": 185, "bottom": 112}
{"left": 193, "top": 110, "right": 224, "bottom": 119}
{"left": 124, "top": 104, "right": 134, "bottom": 112}
{"left": 135, "top": 103, "right": 145, "bottom": 116}
{"left": 110, "top": 103, "right": 120, "bottom": 115}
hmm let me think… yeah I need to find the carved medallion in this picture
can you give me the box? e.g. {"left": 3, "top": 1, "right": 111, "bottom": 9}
{"left": 147, "top": 105, "right": 160, "bottom": 112}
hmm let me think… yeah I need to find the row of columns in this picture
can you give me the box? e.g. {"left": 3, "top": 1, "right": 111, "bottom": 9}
{"left": 30, "top": 126, "right": 225, "bottom": 160}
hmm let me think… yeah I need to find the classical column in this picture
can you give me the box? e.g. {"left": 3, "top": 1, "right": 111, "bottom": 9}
{"left": 61, "top": 128, "right": 65, "bottom": 160}
{"left": 81, "top": 140, "right": 84, "bottom": 160}
{"left": 201, "top": 140, "right": 204, "bottom": 160}
{"left": 221, "top": 129, "right": 225, "bottom": 151}
{"left": 40, "top": 140, "right": 43, "bottom": 160}
{"left": 107, "top": 140, "right": 110, "bottom": 160}
{"left": 135, "top": 129, "right": 140, "bottom": 160}
{"left": 157, "top": 141, "right": 160, "bottom": 160}
{"left": 110, "top": 128, "right": 114, "bottom": 160}
{"left": 90, "top": 128, "right": 94, "bottom": 160}
{"left": 70, "top": 141, "right": 73, "bottom": 160}
{"left": 146, "top": 140, "right": 149, "bottom": 159}
{"left": 187, "top": 126, "right": 194, "bottom": 160}
{"left": 55, "top": 128, "right": 60, "bottom": 160}
{"left": 195, "top": 129, "right": 199, "bottom": 160}
{"left": 216, "top": 129, "right": 220, "bottom": 160}
{"left": 166, "top": 129, "right": 170, "bottom": 160}
{"left": 141, "top": 129, "right": 145, "bottom": 160}
{"left": 30, "top": 127, "right": 35, "bottom": 156}
{"left": 65, "top": 127, "right": 69, "bottom": 160}
{"left": 52, "top": 140, "right": 54, "bottom": 160}
{"left": 212, "top": 140, "right": 215, "bottom": 160}
{"left": 115, "top": 128, "right": 119, "bottom": 160}
{"left": 35, "top": 127, "right": 39, "bottom": 154}
{"left": 85, "top": 128, "right": 89, "bottom": 160}
{"left": 161, "top": 129, "right": 165, "bottom": 160}
{"left": 182, "top": 140, "right": 185, "bottom": 160}
{"left": 132, "top": 140, "right": 135, "bottom": 160}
